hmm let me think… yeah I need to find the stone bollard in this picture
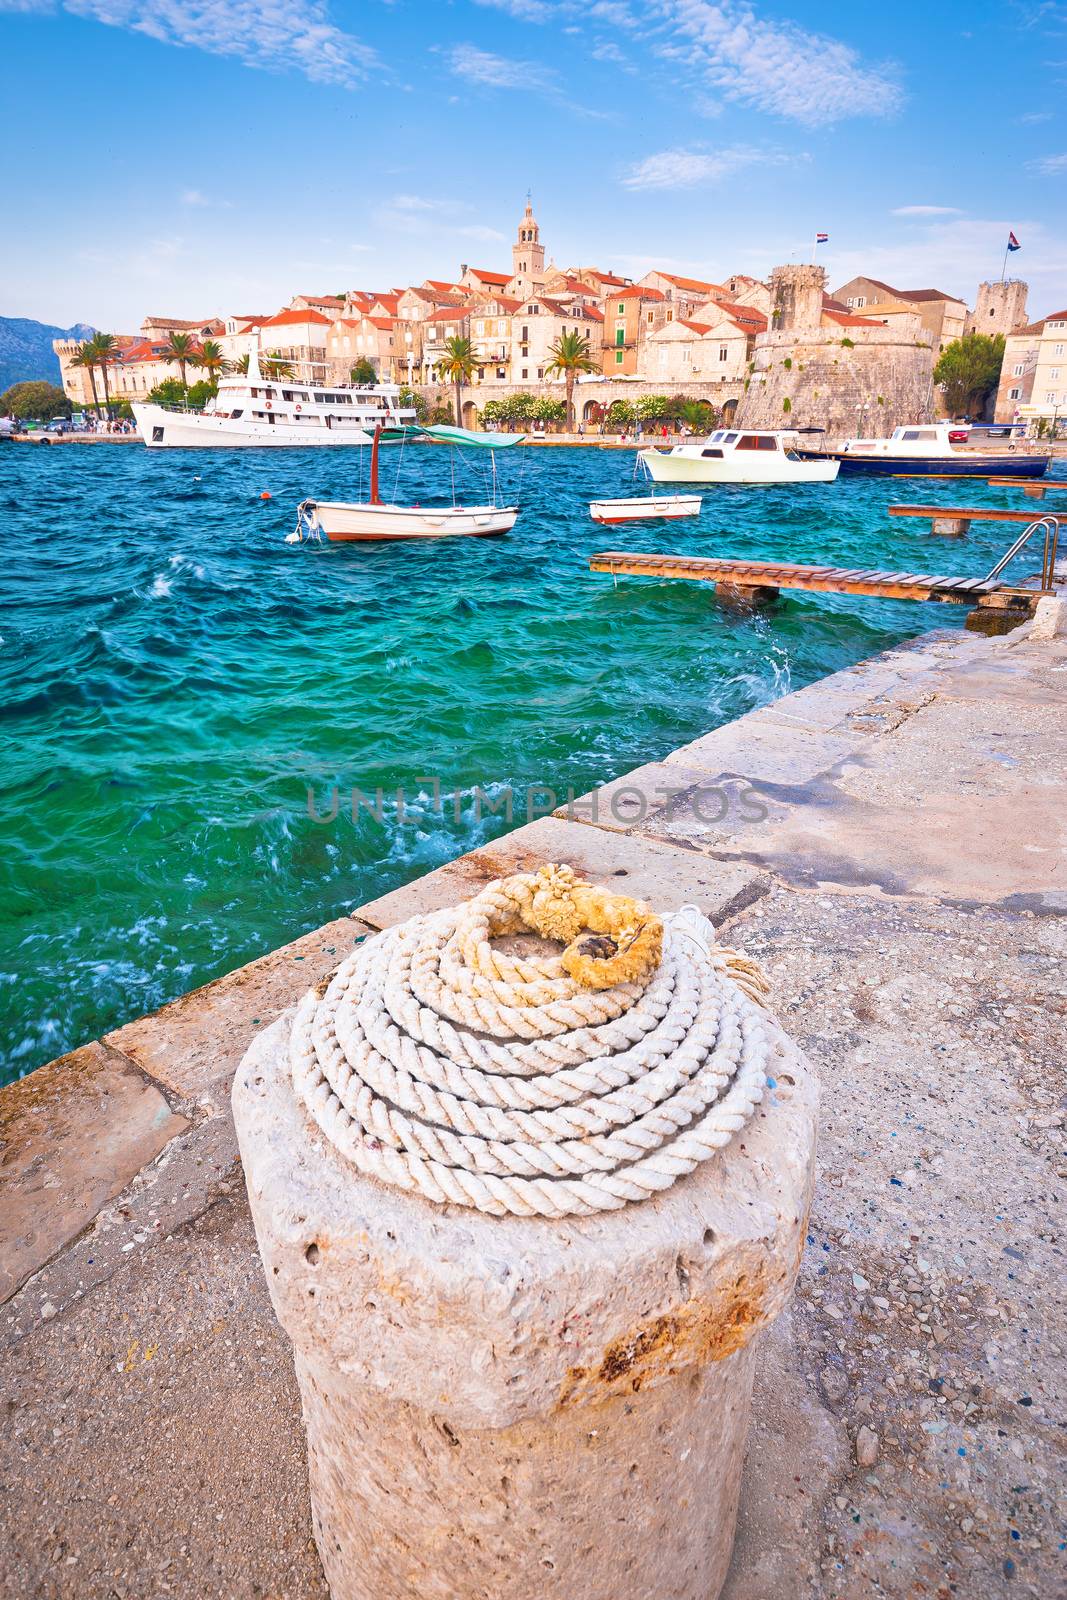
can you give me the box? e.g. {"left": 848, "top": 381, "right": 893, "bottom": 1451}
{"left": 233, "top": 870, "right": 818, "bottom": 1600}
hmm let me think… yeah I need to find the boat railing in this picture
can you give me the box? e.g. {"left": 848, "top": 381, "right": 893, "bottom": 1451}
{"left": 983, "top": 515, "right": 1062, "bottom": 592}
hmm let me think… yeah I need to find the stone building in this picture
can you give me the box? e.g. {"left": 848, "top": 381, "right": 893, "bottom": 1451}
{"left": 506, "top": 198, "right": 546, "bottom": 301}
{"left": 993, "top": 321, "right": 1043, "bottom": 423}
{"left": 1012, "top": 309, "right": 1067, "bottom": 431}
{"left": 833, "top": 275, "right": 966, "bottom": 353}
{"left": 736, "top": 264, "right": 936, "bottom": 437}
{"left": 966, "top": 280, "right": 1029, "bottom": 338}
{"left": 258, "top": 308, "right": 331, "bottom": 383}
{"left": 601, "top": 285, "right": 665, "bottom": 374}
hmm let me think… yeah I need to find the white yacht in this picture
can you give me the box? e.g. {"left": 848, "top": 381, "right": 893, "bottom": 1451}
{"left": 640, "top": 429, "right": 839, "bottom": 485}
{"left": 132, "top": 350, "right": 415, "bottom": 448}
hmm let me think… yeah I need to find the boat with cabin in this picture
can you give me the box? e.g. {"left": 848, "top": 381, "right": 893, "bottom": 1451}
{"left": 791, "top": 422, "right": 1050, "bottom": 479}
{"left": 639, "top": 429, "right": 840, "bottom": 485}
{"left": 132, "top": 350, "right": 415, "bottom": 448}
{"left": 289, "top": 424, "right": 523, "bottom": 542}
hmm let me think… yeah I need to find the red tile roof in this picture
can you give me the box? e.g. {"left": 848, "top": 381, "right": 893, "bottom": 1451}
{"left": 846, "top": 277, "right": 961, "bottom": 305}
{"left": 297, "top": 295, "right": 345, "bottom": 308}
{"left": 824, "top": 309, "right": 885, "bottom": 328}
{"left": 658, "top": 272, "right": 724, "bottom": 294}
{"left": 467, "top": 268, "right": 511, "bottom": 285}
{"left": 368, "top": 294, "right": 400, "bottom": 314}
{"left": 425, "top": 308, "right": 468, "bottom": 322}
{"left": 582, "top": 306, "right": 605, "bottom": 322}
{"left": 613, "top": 286, "right": 665, "bottom": 302}
{"left": 711, "top": 300, "right": 768, "bottom": 331}
{"left": 261, "top": 308, "right": 331, "bottom": 327}
{"left": 1042, "top": 308, "right": 1067, "bottom": 321}
{"left": 677, "top": 320, "right": 713, "bottom": 334}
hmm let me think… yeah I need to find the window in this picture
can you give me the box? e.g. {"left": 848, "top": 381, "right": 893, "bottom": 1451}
{"left": 1051, "top": 368, "right": 1061, "bottom": 380}
{"left": 722, "top": 432, "right": 738, "bottom": 443}
{"left": 521, "top": 325, "right": 529, "bottom": 342}
{"left": 719, "top": 346, "right": 728, "bottom": 361}
{"left": 1055, "top": 344, "right": 1065, "bottom": 356}
{"left": 615, "top": 329, "right": 624, "bottom": 347}
{"left": 1046, "top": 391, "right": 1057, "bottom": 403}
{"left": 647, "top": 311, "right": 654, "bottom": 325}
{"left": 521, "top": 368, "right": 528, "bottom": 379}
{"left": 1008, "top": 388, "right": 1020, "bottom": 400}
{"left": 700, "top": 448, "right": 723, "bottom": 458}
{"left": 615, "top": 351, "right": 624, "bottom": 365}
{"left": 736, "top": 434, "right": 777, "bottom": 451}
{"left": 666, "top": 310, "right": 673, "bottom": 322}
{"left": 1013, "top": 364, "right": 1024, "bottom": 376}
{"left": 856, "top": 296, "right": 866, "bottom": 307}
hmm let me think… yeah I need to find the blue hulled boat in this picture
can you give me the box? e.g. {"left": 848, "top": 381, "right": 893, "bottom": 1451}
{"left": 793, "top": 422, "right": 1050, "bottom": 479}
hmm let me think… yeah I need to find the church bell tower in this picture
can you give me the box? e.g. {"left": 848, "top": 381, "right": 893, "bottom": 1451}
{"left": 511, "top": 195, "right": 545, "bottom": 297}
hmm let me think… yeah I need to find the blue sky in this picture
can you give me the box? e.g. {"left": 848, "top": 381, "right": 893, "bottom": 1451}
{"left": 1, "top": 0, "right": 1065, "bottom": 328}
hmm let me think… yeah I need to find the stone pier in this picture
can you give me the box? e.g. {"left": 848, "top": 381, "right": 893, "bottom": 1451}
{"left": 1, "top": 617, "right": 1064, "bottom": 1599}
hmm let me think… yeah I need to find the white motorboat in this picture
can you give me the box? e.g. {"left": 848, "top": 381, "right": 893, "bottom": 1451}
{"left": 640, "top": 429, "right": 839, "bottom": 485}
{"left": 133, "top": 350, "right": 415, "bottom": 448}
{"left": 589, "top": 495, "right": 701, "bottom": 524}
{"left": 289, "top": 424, "right": 523, "bottom": 543}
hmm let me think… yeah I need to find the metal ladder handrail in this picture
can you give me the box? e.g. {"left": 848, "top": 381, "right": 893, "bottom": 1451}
{"left": 982, "top": 514, "right": 1062, "bottom": 592}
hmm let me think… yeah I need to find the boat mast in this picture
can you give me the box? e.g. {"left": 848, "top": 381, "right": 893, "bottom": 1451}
{"left": 369, "top": 424, "right": 382, "bottom": 505}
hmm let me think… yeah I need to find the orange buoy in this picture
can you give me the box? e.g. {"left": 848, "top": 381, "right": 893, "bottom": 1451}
{"left": 260, "top": 491, "right": 272, "bottom": 501}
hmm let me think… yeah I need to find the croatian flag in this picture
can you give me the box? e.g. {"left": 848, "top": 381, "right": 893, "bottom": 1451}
{"left": 1007, "top": 230, "right": 1021, "bottom": 252}
{"left": 816, "top": 232, "right": 829, "bottom": 244}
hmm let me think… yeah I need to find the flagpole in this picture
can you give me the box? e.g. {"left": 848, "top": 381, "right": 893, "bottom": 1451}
{"left": 1001, "top": 241, "right": 1008, "bottom": 283}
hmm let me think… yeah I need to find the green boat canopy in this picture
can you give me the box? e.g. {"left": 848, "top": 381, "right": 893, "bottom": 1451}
{"left": 380, "top": 424, "right": 525, "bottom": 448}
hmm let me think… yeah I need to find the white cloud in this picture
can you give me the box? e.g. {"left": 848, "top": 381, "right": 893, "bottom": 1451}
{"left": 180, "top": 188, "right": 232, "bottom": 208}
{"left": 891, "top": 205, "right": 963, "bottom": 216}
{"left": 662, "top": 1, "right": 903, "bottom": 125}
{"left": 1029, "top": 151, "right": 1067, "bottom": 173}
{"left": 447, "top": 42, "right": 555, "bottom": 89}
{"left": 1019, "top": 110, "right": 1053, "bottom": 122}
{"left": 18, "top": 0, "right": 377, "bottom": 87}
{"left": 472, "top": 0, "right": 551, "bottom": 18}
{"left": 455, "top": 224, "right": 508, "bottom": 242}
{"left": 621, "top": 144, "right": 792, "bottom": 191}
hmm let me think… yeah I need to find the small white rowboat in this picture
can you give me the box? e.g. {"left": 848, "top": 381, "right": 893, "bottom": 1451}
{"left": 297, "top": 501, "right": 518, "bottom": 541}
{"left": 589, "top": 494, "right": 701, "bottom": 525}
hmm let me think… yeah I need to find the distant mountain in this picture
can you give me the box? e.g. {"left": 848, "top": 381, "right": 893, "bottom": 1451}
{"left": 0, "top": 317, "right": 96, "bottom": 392}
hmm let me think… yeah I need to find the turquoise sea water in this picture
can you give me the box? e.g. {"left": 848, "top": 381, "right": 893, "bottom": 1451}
{"left": 0, "top": 440, "right": 1059, "bottom": 1082}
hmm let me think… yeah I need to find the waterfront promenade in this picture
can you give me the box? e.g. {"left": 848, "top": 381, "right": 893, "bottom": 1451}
{"left": 1, "top": 612, "right": 1064, "bottom": 1598}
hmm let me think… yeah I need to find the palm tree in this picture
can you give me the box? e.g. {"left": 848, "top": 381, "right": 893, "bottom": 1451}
{"left": 70, "top": 343, "right": 100, "bottom": 412}
{"left": 678, "top": 399, "right": 717, "bottom": 435}
{"left": 439, "top": 335, "right": 475, "bottom": 426}
{"left": 234, "top": 354, "right": 250, "bottom": 376}
{"left": 546, "top": 330, "right": 598, "bottom": 432}
{"left": 86, "top": 333, "right": 119, "bottom": 416}
{"left": 197, "top": 339, "right": 225, "bottom": 389}
{"left": 261, "top": 352, "right": 296, "bottom": 380}
{"left": 160, "top": 331, "right": 199, "bottom": 387}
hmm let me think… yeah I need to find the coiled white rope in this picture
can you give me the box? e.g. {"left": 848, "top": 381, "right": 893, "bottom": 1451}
{"left": 290, "top": 865, "right": 772, "bottom": 1218}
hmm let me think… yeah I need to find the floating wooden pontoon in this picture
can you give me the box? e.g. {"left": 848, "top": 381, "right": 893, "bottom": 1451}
{"left": 985, "top": 477, "right": 1067, "bottom": 499}
{"left": 888, "top": 504, "right": 1065, "bottom": 536}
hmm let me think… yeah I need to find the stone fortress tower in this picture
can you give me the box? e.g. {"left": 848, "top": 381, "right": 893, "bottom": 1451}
{"left": 966, "top": 279, "right": 1029, "bottom": 337}
{"left": 768, "top": 263, "right": 826, "bottom": 331}
{"left": 735, "top": 262, "right": 936, "bottom": 438}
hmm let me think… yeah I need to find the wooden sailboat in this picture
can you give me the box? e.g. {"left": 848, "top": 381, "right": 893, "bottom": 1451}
{"left": 289, "top": 424, "right": 523, "bottom": 543}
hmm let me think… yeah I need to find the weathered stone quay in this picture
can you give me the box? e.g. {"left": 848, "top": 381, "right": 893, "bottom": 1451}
{"left": 1, "top": 612, "right": 1064, "bottom": 1599}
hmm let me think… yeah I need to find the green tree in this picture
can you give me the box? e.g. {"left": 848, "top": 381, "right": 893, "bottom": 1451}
{"left": 398, "top": 385, "right": 428, "bottom": 422}
{"left": 0, "top": 380, "right": 72, "bottom": 420}
{"left": 439, "top": 335, "right": 476, "bottom": 426}
{"left": 85, "top": 332, "right": 119, "bottom": 415}
{"left": 160, "top": 331, "right": 199, "bottom": 387}
{"left": 531, "top": 395, "right": 566, "bottom": 428}
{"left": 197, "top": 339, "right": 226, "bottom": 388}
{"left": 146, "top": 377, "right": 187, "bottom": 407}
{"left": 234, "top": 354, "right": 251, "bottom": 376}
{"left": 635, "top": 394, "right": 672, "bottom": 423}
{"left": 934, "top": 333, "right": 1006, "bottom": 419}
{"left": 186, "top": 380, "right": 216, "bottom": 410}
{"left": 69, "top": 344, "right": 101, "bottom": 411}
{"left": 350, "top": 357, "right": 378, "bottom": 384}
{"left": 545, "top": 330, "right": 598, "bottom": 430}
{"left": 678, "top": 399, "right": 718, "bottom": 434}
{"left": 479, "top": 398, "right": 506, "bottom": 426}
{"left": 606, "top": 398, "right": 636, "bottom": 433}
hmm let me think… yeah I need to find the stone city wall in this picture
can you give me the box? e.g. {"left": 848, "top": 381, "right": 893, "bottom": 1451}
{"left": 735, "top": 326, "right": 936, "bottom": 438}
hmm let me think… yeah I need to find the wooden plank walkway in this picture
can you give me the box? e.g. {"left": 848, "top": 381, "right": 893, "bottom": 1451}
{"left": 588, "top": 551, "right": 1015, "bottom": 606}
